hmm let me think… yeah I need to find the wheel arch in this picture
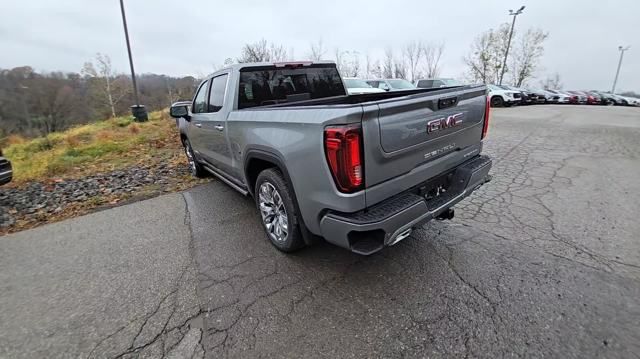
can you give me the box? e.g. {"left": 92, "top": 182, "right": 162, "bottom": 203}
{"left": 244, "top": 149, "right": 293, "bottom": 196}
{"left": 244, "top": 148, "right": 317, "bottom": 245}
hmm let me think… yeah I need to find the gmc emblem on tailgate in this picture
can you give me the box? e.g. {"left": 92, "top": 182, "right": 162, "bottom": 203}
{"left": 427, "top": 113, "right": 463, "bottom": 134}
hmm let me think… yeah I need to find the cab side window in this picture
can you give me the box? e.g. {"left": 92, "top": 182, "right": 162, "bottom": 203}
{"left": 192, "top": 81, "right": 209, "bottom": 114}
{"left": 208, "top": 74, "right": 228, "bottom": 113}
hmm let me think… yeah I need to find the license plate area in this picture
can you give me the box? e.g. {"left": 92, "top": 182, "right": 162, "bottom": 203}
{"left": 417, "top": 170, "right": 455, "bottom": 201}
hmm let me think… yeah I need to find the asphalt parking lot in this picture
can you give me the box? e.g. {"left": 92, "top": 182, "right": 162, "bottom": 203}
{"left": 1, "top": 105, "right": 639, "bottom": 358}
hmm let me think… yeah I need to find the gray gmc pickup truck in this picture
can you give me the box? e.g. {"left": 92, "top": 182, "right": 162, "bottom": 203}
{"left": 170, "top": 61, "right": 492, "bottom": 255}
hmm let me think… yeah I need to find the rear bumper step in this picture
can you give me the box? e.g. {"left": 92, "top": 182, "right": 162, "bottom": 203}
{"left": 320, "top": 155, "right": 492, "bottom": 255}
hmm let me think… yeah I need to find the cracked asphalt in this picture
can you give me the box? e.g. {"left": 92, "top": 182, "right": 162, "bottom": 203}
{"left": 1, "top": 105, "right": 639, "bottom": 358}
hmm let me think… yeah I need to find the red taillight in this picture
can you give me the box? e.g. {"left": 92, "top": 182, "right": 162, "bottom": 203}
{"left": 324, "top": 125, "right": 364, "bottom": 193}
{"left": 482, "top": 95, "right": 490, "bottom": 139}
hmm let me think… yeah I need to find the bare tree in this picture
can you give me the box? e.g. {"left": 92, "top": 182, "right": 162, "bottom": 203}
{"left": 347, "top": 51, "right": 361, "bottom": 77}
{"left": 237, "top": 39, "right": 289, "bottom": 63}
{"left": 463, "top": 26, "right": 508, "bottom": 84}
{"left": 383, "top": 48, "right": 394, "bottom": 78}
{"left": 423, "top": 42, "right": 445, "bottom": 78}
{"left": 82, "top": 53, "right": 129, "bottom": 118}
{"left": 540, "top": 72, "right": 562, "bottom": 90}
{"left": 237, "top": 39, "right": 269, "bottom": 62}
{"left": 308, "top": 39, "right": 326, "bottom": 61}
{"left": 394, "top": 54, "right": 409, "bottom": 80}
{"left": 334, "top": 47, "right": 345, "bottom": 74}
{"left": 463, "top": 31, "right": 493, "bottom": 84}
{"left": 30, "top": 74, "right": 76, "bottom": 134}
{"left": 365, "top": 53, "right": 372, "bottom": 78}
{"left": 404, "top": 41, "right": 423, "bottom": 82}
{"left": 510, "top": 28, "right": 549, "bottom": 87}
{"left": 334, "top": 49, "right": 361, "bottom": 77}
{"left": 370, "top": 59, "right": 383, "bottom": 78}
{"left": 269, "top": 43, "right": 288, "bottom": 62}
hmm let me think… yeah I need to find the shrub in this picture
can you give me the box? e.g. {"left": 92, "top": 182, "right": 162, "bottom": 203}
{"left": 65, "top": 134, "right": 81, "bottom": 148}
{"left": 22, "top": 137, "right": 61, "bottom": 153}
{"left": 115, "top": 117, "right": 133, "bottom": 127}
{"left": 95, "top": 130, "right": 116, "bottom": 141}
{"left": 5, "top": 134, "right": 26, "bottom": 146}
{"left": 129, "top": 124, "right": 140, "bottom": 134}
{"left": 63, "top": 142, "right": 125, "bottom": 159}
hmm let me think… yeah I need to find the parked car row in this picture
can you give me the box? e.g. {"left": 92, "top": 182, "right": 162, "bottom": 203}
{"left": 343, "top": 77, "right": 463, "bottom": 95}
{"left": 342, "top": 77, "right": 640, "bottom": 108}
{"left": 487, "top": 84, "right": 640, "bottom": 107}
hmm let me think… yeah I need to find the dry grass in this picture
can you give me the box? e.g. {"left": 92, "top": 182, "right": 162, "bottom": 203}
{"left": 4, "top": 134, "right": 26, "bottom": 146}
{"left": 3, "top": 111, "right": 183, "bottom": 185}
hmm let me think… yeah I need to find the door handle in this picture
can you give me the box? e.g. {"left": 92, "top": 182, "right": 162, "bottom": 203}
{"left": 214, "top": 125, "right": 224, "bottom": 131}
{"left": 194, "top": 123, "right": 202, "bottom": 128}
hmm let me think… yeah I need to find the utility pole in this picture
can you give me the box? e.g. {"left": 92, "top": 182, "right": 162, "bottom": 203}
{"left": 611, "top": 46, "right": 630, "bottom": 94}
{"left": 498, "top": 6, "right": 525, "bottom": 85}
{"left": 119, "top": 0, "right": 147, "bottom": 121}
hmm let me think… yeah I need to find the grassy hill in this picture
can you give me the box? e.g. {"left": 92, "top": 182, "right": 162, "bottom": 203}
{"left": 1, "top": 112, "right": 206, "bottom": 234}
{"left": 3, "top": 111, "right": 183, "bottom": 184}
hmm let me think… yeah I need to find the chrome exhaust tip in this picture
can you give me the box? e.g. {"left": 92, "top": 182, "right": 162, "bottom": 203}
{"left": 389, "top": 228, "right": 412, "bottom": 246}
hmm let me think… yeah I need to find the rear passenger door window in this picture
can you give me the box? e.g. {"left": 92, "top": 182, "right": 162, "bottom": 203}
{"left": 192, "top": 81, "right": 209, "bottom": 113}
{"left": 208, "top": 74, "right": 228, "bottom": 113}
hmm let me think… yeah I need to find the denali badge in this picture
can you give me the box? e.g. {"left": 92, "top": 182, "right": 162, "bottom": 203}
{"left": 424, "top": 143, "right": 456, "bottom": 159}
{"left": 427, "top": 113, "right": 463, "bottom": 134}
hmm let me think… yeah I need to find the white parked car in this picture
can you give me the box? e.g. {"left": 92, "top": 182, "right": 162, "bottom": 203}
{"left": 621, "top": 96, "right": 640, "bottom": 106}
{"left": 366, "top": 79, "right": 416, "bottom": 91}
{"left": 544, "top": 90, "right": 573, "bottom": 104}
{"left": 343, "top": 78, "right": 386, "bottom": 95}
{"left": 487, "top": 84, "right": 521, "bottom": 107}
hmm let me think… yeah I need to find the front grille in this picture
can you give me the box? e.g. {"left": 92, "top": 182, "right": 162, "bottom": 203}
{"left": 513, "top": 93, "right": 522, "bottom": 98}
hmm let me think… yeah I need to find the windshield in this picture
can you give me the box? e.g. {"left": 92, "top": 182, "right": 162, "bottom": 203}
{"left": 440, "top": 78, "right": 463, "bottom": 86}
{"left": 386, "top": 79, "right": 415, "bottom": 89}
{"left": 344, "top": 78, "right": 373, "bottom": 89}
{"left": 238, "top": 64, "right": 346, "bottom": 109}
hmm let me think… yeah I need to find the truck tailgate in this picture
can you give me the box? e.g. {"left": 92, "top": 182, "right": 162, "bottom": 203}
{"left": 361, "top": 85, "right": 488, "bottom": 205}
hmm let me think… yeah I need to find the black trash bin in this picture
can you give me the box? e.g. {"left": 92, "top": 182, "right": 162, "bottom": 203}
{"left": 131, "top": 105, "right": 148, "bottom": 122}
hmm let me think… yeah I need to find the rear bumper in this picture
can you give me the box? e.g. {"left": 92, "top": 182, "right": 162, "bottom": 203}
{"left": 319, "top": 155, "right": 492, "bottom": 255}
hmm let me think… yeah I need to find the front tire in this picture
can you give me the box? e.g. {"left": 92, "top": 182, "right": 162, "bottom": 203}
{"left": 182, "top": 138, "right": 207, "bottom": 178}
{"left": 490, "top": 96, "right": 504, "bottom": 107}
{"left": 255, "top": 168, "right": 305, "bottom": 252}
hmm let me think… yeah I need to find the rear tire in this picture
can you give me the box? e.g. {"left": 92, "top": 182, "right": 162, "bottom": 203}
{"left": 490, "top": 96, "right": 504, "bottom": 107}
{"left": 255, "top": 168, "right": 305, "bottom": 253}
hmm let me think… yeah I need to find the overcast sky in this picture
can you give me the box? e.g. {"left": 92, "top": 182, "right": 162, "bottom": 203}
{"left": 1, "top": 0, "right": 637, "bottom": 91}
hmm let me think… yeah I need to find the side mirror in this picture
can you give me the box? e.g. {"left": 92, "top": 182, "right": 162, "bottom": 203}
{"left": 170, "top": 104, "right": 190, "bottom": 120}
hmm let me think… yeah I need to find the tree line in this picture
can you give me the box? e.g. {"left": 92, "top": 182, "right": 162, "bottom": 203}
{"left": 233, "top": 38, "right": 446, "bottom": 83}
{"left": 13, "top": 22, "right": 621, "bottom": 139}
{"left": 0, "top": 53, "right": 198, "bottom": 138}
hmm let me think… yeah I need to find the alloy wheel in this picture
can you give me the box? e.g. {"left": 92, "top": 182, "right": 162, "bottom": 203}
{"left": 183, "top": 141, "right": 197, "bottom": 176}
{"left": 258, "top": 182, "right": 288, "bottom": 242}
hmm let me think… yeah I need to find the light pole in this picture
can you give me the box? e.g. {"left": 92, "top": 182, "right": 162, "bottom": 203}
{"left": 119, "top": 0, "right": 147, "bottom": 121}
{"left": 498, "top": 6, "right": 525, "bottom": 85}
{"left": 611, "top": 46, "right": 630, "bottom": 94}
